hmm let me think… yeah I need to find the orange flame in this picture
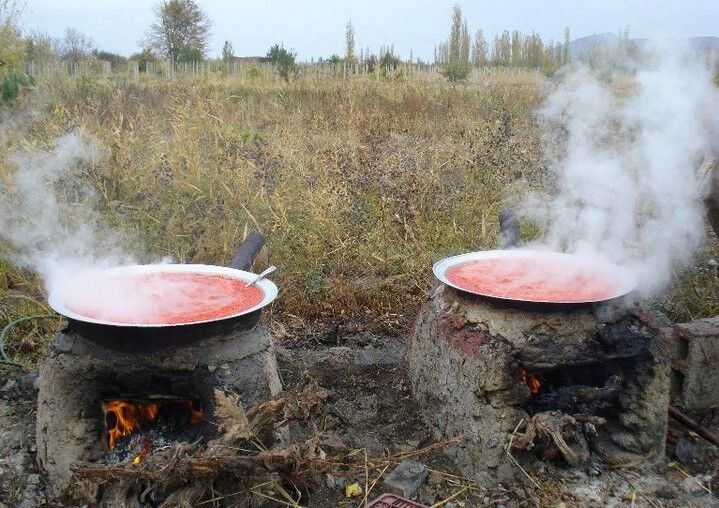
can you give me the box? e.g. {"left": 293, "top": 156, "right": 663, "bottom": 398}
{"left": 105, "top": 399, "right": 204, "bottom": 465}
{"left": 184, "top": 400, "right": 204, "bottom": 425}
{"left": 518, "top": 368, "right": 542, "bottom": 395}
{"left": 105, "top": 400, "right": 159, "bottom": 450}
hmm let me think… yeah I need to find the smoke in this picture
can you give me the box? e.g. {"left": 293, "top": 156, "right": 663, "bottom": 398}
{"left": 0, "top": 130, "right": 138, "bottom": 296}
{"left": 522, "top": 42, "right": 719, "bottom": 297}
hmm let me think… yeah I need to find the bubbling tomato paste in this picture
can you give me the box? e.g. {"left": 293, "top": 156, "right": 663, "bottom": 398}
{"left": 445, "top": 256, "right": 620, "bottom": 303}
{"left": 65, "top": 272, "right": 264, "bottom": 325}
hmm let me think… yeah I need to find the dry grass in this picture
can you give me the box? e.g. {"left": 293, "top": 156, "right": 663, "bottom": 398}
{"left": 0, "top": 69, "right": 716, "bottom": 365}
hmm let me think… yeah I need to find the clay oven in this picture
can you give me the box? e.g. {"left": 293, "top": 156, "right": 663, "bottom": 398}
{"left": 34, "top": 234, "right": 282, "bottom": 497}
{"left": 408, "top": 285, "right": 671, "bottom": 484}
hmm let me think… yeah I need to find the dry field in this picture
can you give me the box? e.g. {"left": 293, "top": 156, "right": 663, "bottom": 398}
{"left": 0, "top": 69, "right": 717, "bottom": 366}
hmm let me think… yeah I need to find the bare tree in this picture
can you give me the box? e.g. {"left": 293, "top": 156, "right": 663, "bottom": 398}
{"left": 25, "top": 30, "right": 60, "bottom": 62}
{"left": 61, "top": 27, "right": 94, "bottom": 62}
{"left": 145, "top": 0, "right": 211, "bottom": 63}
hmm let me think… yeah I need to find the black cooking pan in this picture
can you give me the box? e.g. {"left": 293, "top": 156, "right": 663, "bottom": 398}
{"left": 48, "top": 232, "right": 276, "bottom": 353}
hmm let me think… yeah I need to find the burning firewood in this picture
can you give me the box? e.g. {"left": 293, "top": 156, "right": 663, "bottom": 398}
{"left": 70, "top": 378, "right": 330, "bottom": 505}
{"left": 528, "top": 375, "right": 623, "bottom": 415}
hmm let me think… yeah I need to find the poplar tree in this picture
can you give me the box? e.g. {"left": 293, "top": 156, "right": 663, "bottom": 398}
{"left": 222, "top": 40, "right": 233, "bottom": 62}
{"left": 563, "top": 27, "right": 571, "bottom": 64}
{"left": 471, "top": 30, "right": 487, "bottom": 67}
{"left": 345, "top": 20, "right": 356, "bottom": 64}
{"left": 442, "top": 4, "right": 470, "bottom": 82}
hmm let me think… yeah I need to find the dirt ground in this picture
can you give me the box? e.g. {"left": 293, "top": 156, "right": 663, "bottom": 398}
{"left": 1, "top": 316, "right": 718, "bottom": 507}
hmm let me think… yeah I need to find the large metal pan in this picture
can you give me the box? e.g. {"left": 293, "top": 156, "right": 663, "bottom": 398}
{"left": 47, "top": 232, "right": 276, "bottom": 352}
{"left": 433, "top": 249, "right": 636, "bottom": 306}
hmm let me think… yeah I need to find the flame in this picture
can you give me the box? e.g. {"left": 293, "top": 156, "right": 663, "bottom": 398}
{"left": 184, "top": 400, "right": 204, "bottom": 425}
{"left": 105, "top": 400, "right": 159, "bottom": 450}
{"left": 518, "top": 368, "right": 542, "bottom": 395}
{"left": 132, "top": 436, "right": 152, "bottom": 465}
{"left": 105, "top": 399, "right": 204, "bottom": 465}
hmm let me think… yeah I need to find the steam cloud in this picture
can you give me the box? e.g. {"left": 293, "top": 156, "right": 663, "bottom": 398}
{"left": 522, "top": 42, "right": 719, "bottom": 297}
{"left": 0, "top": 130, "right": 138, "bottom": 296}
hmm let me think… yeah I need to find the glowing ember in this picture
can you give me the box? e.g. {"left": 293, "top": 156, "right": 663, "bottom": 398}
{"left": 445, "top": 256, "right": 620, "bottom": 303}
{"left": 132, "top": 436, "right": 152, "bottom": 465}
{"left": 66, "top": 272, "right": 264, "bottom": 325}
{"left": 518, "top": 368, "right": 542, "bottom": 395}
{"left": 105, "top": 399, "right": 204, "bottom": 464}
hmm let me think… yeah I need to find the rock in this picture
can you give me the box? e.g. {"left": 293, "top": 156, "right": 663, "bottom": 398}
{"left": 486, "top": 436, "right": 500, "bottom": 448}
{"left": 383, "top": 459, "right": 428, "bottom": 499}
{"left": 325, "top": 474, "right": 336, "bottom": 489}
{"left": 675, "top": 437, "right": 717, "bottom": 465}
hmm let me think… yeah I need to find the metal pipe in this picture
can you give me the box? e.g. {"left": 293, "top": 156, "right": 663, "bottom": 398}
{"left": 228, "top": 231, "right": 265, "bottom": 271}
{"left": 499, "top": 209, "right": 521, "bottom": 249}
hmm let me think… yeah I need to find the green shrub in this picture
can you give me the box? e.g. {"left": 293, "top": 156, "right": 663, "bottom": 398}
{"left": 442, "top": 63, "right": 470, "bottom": 83}
{"left": 266, "top": 44, "right": 296, "bottom": 82}
{"left": 1, "top": 69, "right": 34, "bottom": 105}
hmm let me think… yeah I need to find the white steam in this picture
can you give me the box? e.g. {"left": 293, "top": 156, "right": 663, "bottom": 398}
{"left": 0, "top": 130, "right": 138, "bottom": 296}
{"left": 523, "top": 42, "right": 719, "bottom": 297}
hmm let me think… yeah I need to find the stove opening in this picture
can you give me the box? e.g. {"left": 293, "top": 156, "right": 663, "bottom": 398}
{"left": 517, "top": 357, "right": 641, "bottom": 417}
{"left": 103, "top": 398, "right": 204, "bottom": 465}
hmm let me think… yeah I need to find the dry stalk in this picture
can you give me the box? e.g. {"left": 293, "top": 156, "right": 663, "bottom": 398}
{"left": 506, "top": 418, "right": 542, "bottom": 490}
{"left": 668, "top": 462, "right": 712, "bottom": 494}
{"left": 358, "top": 464, "right": 389, "bottom": 508}
{"left": 430, "top": 485, "right": 470, "bottom": 508}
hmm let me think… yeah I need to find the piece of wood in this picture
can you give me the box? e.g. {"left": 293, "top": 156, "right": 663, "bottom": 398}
{"left": 668, "top": 406, "right": 719, "bottom": 447}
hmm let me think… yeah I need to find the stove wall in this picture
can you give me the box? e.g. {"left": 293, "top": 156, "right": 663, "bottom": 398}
{"left": 36, "top": 325, "right": 281, "bottom": 497}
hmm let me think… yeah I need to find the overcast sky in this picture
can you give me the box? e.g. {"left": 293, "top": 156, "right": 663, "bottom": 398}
{"left": 19, "top": 1, "right": 719, "bottom": 61}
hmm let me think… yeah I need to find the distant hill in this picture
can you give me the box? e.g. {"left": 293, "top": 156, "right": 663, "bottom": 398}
{"left": 569, "top": 32, "right": 719, "bottom": 59}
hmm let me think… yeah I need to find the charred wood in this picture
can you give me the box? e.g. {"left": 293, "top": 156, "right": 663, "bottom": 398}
{"left": 511, "top": 411, "right": 591, "bottom": 465}
{"left": 528, "top": 375, "right": 622, "bottom": 415}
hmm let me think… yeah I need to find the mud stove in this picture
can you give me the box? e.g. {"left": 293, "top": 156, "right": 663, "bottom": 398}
{"left": 35, "top": 234, "right": 282, "bottom": 497}
{"left": 408, "top": 285, "right": 671, "bottom": 484}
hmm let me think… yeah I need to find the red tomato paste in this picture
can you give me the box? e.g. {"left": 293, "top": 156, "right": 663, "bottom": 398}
{"left": 445, "top": 257, "right": 618, "bottom": 303}
{"left": 66, "top": 272, "right": 264, "bottom": 325}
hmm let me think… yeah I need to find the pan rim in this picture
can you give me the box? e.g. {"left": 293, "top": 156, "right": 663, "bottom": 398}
{"left": 432, "top": 249, "right": 637, "bottom": 304}
{"left": 47, "top": 263, "right": 278, "bottom": 328}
